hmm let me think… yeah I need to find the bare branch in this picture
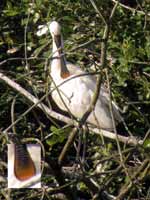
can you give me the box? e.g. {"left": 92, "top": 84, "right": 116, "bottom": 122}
{"left": 111, "top": 0, "right": 150, "bottom": 16}
{"left": 116, "top": 159, "right": 150, "bottom": 199}
{"left": 89, "top": 0, "right": 107, "bottom": 25}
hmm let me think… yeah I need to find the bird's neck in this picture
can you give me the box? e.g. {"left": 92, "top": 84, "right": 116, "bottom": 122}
{"left": 51, "top": 37, "right": 70, "bottom": 79}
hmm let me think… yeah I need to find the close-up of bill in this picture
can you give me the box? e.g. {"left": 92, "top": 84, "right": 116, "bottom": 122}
{"left": 8, "top": 142, "right": 41, "bottom": 188}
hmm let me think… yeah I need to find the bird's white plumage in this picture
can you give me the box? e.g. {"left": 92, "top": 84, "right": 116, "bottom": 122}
{"left": 49, "top": 21, "right": 61, "bottom": 36}
{"left": 50, "top": 21, "right": 122, "bottom": 131}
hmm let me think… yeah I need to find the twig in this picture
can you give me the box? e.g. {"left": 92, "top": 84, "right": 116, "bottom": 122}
{"left": 70, "top": 38, "right": 103, "bottom": 52}
{"left": 24, "top": 8, "right": 30, "bottom": 71}
{"left": 129, "top": 60, "right": 150, "bottom": 65}
{"left": 50, "top": 74, "right": 75, "bottom": 121}
{"left": 116, "top": 159, "right": 150, "bottom": 200}
{"left": 0, "top": 57, "right": 50, "bottom": 66}
{"left": 10, "top": 95, "right": 18, "bottom": 135}
{"left": 58, "top": 127, "right": 78, "bottom": 165}
{"left": 92, "top": 127, "right": 143, "bottom": 145}
{"left": 111, "top": 0, "right": 150, "bottom": 17}
{"left": 0, "top": 188, "right": 11, "bottom": 200}
{"left": 62, "top": 165, "right": 100, "bottom": 195}
{"left": 46, "top": 159, "right": 77, "bottom": 200}
{"left": 106, "top": 69, "right": 132, "bottom": 183}
{"left": 143, "top": 72, "right": 150, "bottom": 78}
{"left": 89, "top": 0, "right": 107, "bottom": 25}
{"left": 91, "top": 151, "right": 132, "bottom": 199}
{"left": 143, "top": 128, "right": 150, "bottom": 144}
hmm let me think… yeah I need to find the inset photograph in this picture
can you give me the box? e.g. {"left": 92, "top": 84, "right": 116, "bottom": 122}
{"left": 8, "top": 142, "right": 41, "bottom": 188}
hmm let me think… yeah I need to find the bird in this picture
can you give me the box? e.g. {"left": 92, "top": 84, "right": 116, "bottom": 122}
{"left": 49, "top": 21, "right": 122, "bottom": 131}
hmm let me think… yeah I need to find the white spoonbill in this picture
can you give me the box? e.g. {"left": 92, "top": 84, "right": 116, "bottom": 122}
{"left": 49, "top": 21, "right": 122, "bottom": 131}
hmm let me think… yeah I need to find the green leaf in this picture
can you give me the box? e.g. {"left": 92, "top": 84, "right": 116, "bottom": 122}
{"left": 143, "top": 139, "right": 150, "bottom": 149}
{"left": 46, "top": 126, "right": 71, "bottom": 146}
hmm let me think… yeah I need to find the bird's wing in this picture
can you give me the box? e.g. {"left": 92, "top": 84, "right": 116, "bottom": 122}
{"left": 66, "top": 62, "right": 84, "bottom": 74}
{"left": 99, "top": 87, "right": 122, "bottom": 123}
{"left": 70, "top": 73, "right": 122, "bottom": 124}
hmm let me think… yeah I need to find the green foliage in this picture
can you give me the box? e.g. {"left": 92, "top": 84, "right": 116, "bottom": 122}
{"left": 143, "top": 139, "right": 150, "bottom": 149}
{"left": 46, "top": 126, "right": 71, "bottom": 146}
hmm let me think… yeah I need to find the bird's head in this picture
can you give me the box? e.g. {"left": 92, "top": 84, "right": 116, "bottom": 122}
{"left": 49, "top": 21, "right": 61, "bottom": 37}
{"left": 49, "top": 21, "right": 62, "bottom": 50}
